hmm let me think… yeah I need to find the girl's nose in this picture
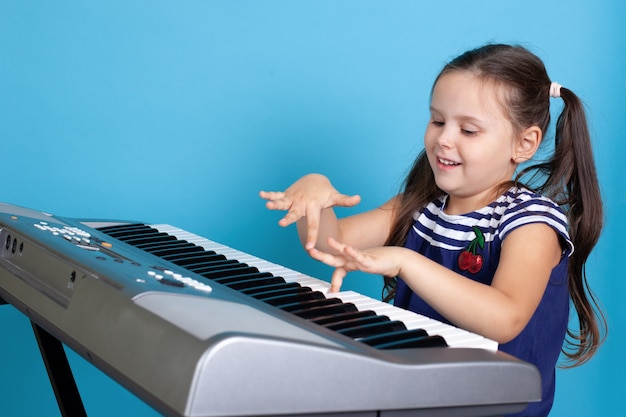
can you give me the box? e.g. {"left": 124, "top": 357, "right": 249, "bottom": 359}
{"left": 436, "top": 127, "right": 454, "bottom": 148}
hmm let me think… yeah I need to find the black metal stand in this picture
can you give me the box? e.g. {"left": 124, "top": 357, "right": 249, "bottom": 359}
{"left": 31, "top": 321, "right": 88, "bottom": 417}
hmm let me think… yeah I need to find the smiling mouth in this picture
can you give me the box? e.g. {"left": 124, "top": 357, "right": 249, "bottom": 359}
{"left": 438, "top": 157, "right": 461, "bottom": 166}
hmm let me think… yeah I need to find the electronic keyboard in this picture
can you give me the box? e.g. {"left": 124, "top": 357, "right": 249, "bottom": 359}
{"left": 0, "top": 202, "right": 541, "bottom": 417}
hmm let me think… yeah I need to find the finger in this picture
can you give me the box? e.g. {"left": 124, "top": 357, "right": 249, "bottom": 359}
{"left": 331, "top": 193, "right": 361, "bottom": 208}
{"left": 329, "top": 268, "right": 347, "bottom": 293}
{"left": 259, "top": 190, "right": 285, "bottom": 202}
{"left": 308, "top": 248, "right": 346, "bottom": 268}
{"left": 326, "top": 236, "right": 349, "bottom": 253}
{"left": 342, "top": 243, "right": 365, "bottom": 263}
{"left": 304, "top": 201, "right": 321, "bottom": 250}
{"left": 262, "top": 195, "right": 294, "bottom": 212}
{"left": 278, "top": 209, "right": 303, "bottom": 227}
{"left": 326, "top": 238, "right": 371, "bottom": 271}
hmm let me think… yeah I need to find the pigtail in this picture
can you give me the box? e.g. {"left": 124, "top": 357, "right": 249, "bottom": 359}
{"left": 546, "top": 88, "right": 607, "bottom": 366}
{"left": 517, "top": 86, "right": 606, "bottom": 366}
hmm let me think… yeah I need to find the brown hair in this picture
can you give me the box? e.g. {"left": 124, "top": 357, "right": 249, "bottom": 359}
{"left": 383, "top": 44, "right": 606, "bottom": 366}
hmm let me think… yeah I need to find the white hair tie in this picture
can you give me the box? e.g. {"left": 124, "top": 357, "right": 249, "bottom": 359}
{"left": 550, "top": 82, "right": 562, "bottom": 98}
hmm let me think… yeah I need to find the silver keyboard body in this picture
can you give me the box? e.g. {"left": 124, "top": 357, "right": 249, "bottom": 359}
{"left": 0, "top": 203, "right": 540, "bottom": 417}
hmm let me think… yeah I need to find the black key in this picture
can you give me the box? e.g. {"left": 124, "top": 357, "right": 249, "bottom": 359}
{"left": 111, "top": 229, "right": 164, "bottom": 240}
{"left": 178, "top": 256, "right": 234, "bottom": 270}
{"left": 338, "top": 320, "right": 406, "bottom": 339}
{"left": 360, "top": 328, "right": 428, "bottom": 346}
{"left": 223, "top": 276, "right": 285, "bottom": 291}
{"left": 203, "top": 266, "right": 262, "bottom": 281}
{"left": 246, "top": 285, "right": 310, "bottom": 300}
{"left": 291, "top": 302, "right": 359, "bottom": 320}
{"left": 376, "top": 335, "right": 448, "bottom": 349}
{"left": 280, "top": 297, "right": 343, "bottom": 313}
{"left": 240, "top": 281, "right": 302, "bottom": 296}
{"left": 187, "top": 261, "right": 242, "bottom": 276}
{"left": 167, "top": 253, "right": 227, "bottom": 267}
{"left": 312, "top": 310, "right": 377, "bottom": 326}
{"left": 259, "top": 291, "right": 326, "bottom": 307}
{"left": 137, "top": 240, "right": 193, "bottom": 253}
{"left": 130, "top": 235, "right": 179, "bottom": 248}
{"left": 124, "top": 234, "right": 179, "bottom": 247}
{"left": 99, "top": 224, "right": 155, "bottom": 238}
{"left": 360, "top": 329, "right": 447, "bottom": 349}
{"left": 325, "top": 315, "right": 390, "bottom": 331}
{"left": 154, "top": 245, "right": 206, "bottom": 258}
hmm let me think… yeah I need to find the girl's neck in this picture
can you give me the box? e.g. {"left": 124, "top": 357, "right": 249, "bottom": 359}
{"left": 443, "top": 188, "right": 504, "bottom": 215}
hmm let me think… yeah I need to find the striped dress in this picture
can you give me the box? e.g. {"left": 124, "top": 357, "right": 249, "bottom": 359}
{"left": 394, "top": 186, "right": 572, "bottom": 417}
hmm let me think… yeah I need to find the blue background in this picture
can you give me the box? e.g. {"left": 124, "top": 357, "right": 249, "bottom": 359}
{"left": 1, "top": 1, "right": 624, "bottom": 416}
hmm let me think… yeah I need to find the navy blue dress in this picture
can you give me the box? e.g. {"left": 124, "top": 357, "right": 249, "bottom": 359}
{"left": 394, "top": 187, "right": 572, "bottom": 417}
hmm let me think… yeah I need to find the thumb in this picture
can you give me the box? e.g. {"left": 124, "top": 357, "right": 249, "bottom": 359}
{"left": 331, "top": 193, "right": 361, "bottom": 208}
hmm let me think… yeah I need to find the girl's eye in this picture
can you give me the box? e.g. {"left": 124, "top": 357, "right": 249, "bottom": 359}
{"left": 431, "top": 120, "right": 444, "bottom": 127}
{"left": 462, "top": 128, "right": 478, "bottom": 136}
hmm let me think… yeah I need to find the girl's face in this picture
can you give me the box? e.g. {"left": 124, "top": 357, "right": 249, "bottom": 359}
{"left": 424, "top": 71, "right": 520, "bottom": 214}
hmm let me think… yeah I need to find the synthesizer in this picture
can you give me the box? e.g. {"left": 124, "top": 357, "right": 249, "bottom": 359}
{"left": 0, "top": 202, "right": 540, "bottom": 417}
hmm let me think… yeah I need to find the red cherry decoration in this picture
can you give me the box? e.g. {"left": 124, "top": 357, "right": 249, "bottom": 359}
{"left": 458, "top": 227, "right": 485, "bottom": 274}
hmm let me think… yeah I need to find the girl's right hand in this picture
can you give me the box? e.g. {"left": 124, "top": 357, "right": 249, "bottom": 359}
{"left": 259, "top": 173, "right": 361, "bottom": 249}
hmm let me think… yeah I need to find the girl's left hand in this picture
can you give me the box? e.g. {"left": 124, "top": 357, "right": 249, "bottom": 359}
{"left": 309, "top": 237, "right": 404, "bottom": 292}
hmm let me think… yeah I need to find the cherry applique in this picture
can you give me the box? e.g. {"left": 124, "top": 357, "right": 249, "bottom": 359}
{"left": 458, "top": 227, "right": 485, "bottom": 274}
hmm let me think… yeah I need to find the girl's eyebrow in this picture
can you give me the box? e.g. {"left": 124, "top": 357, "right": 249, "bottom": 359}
{"left": 429, "top": 106, "right": 486, "bottom": 125}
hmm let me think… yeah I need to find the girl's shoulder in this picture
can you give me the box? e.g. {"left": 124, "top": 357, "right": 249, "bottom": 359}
{"left": 496, "top": 186, "right": 573, "bottom": 254}
{"left": 494, "top": 186, "right": 565, "bottom": 218}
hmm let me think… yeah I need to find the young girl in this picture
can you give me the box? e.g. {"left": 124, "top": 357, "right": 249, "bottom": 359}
{"left": 260, "top": 44, "right": 605, "bottom": 417}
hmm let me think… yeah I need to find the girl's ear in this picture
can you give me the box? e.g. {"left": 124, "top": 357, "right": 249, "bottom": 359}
{"left": 513, "top": 126, "right": 542, "bottom": 163}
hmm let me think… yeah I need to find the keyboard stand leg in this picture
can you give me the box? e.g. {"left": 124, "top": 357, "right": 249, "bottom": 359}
{"left": 31, "top": 321, "right": 88, "bottom": 417}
